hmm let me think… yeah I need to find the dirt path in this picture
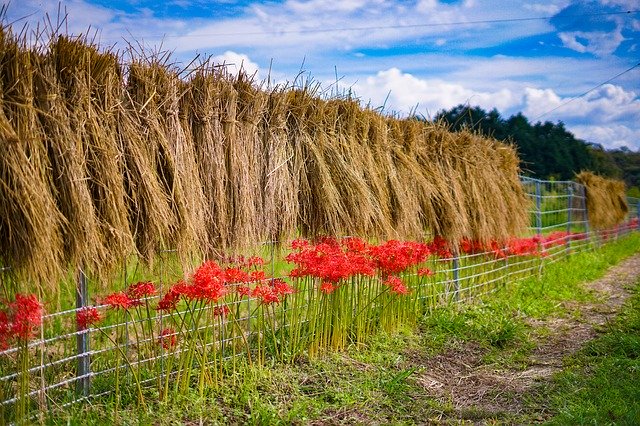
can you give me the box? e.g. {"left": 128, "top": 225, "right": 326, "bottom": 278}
{"left": 415, "top": 253, "right": 640, "bottom": 424}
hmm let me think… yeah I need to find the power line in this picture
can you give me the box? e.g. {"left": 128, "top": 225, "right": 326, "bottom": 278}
{"left": 532, "top": 61, "right": 640, "bottom": 122}
{"left": 97, "top": 9, "right": 638, "bottom": 41}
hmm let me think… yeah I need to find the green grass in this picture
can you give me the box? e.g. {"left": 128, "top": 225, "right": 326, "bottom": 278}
{"left": 543, "top": 283, "right": 640, "bottom": 425}
{"left": 44, "top": 233, "right": 640, "bottom": 424}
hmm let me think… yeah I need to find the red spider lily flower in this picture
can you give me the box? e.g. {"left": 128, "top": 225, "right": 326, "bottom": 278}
{"left": 237, "top": 286, "right": 251, "bottom": 298}
{"left": 290, "top": 238, "right": 309, "bottom": 250}
{"left": 319, "top": 281, "right": 336, "bottom": 294}
{"left": 542, "top": 231, "right": 571, "bottom": 249}
{"left": 506, "top": 237, "right": 535, "bottom": 257}
{"left": 342, "top": 237, "right": 369, "bottom": 253}
{"left": 104, "top": 292, "right": 132, "bottom": 310}
{"left": 172, "top": 280, "right": 191, "bottom": 295}
{"left": 157, "top": 281, "right": 188, "bottom": 312}
{"left": 460, "top": 239, "right": 487, "bottom": 255}
{"left": 190, "top": 261, "right": 227, "bottom": 303}
{"left": 213, "top": 305, "right": 230, "bottom": 317}
{"left": 346, "top": 251, "right": 376, "bottom": 276}
{"left": 271, "top": 279, "right": 295, "bottom": 296}
{"left": 76, "top": 306, "right": 102, "bottom": 330}
{"left": 369, "top": 240, "right": 431, "bottom": 275}
{"left": 288, "top": 268, "right": 303, "bottom": 278}
{"left": 428, "top": 236, "right": 452, "bottom": 259}
{"left": 9, "top": 294, "right": 44, "bottom": 340}
{"left": 127, "top": 281, "right": 157, "bottom": 300}
{"left": 417, "top": 268, "right": 434, "bottom": 277}
{"left": 225, "top": 267, "right": 250, "bottom": 284}
{"left": 249, "top": 270, "right": 266, "bottom": 282}
{"left": 246, "top": 256, "right": 266, "bottom": 268}
{"left": 383, "top": 276, "right": 410, "bottom": 296}
{"left": 157, "top": 291, "right": 180, "bottom": 312}
{"left": 158, "top": 328, "right": 177, "bottom": 349}
{"left": 251, "top": 284, "right": 280, "bottom": 305}
{"left": 0, "top": 310, "right": 11, "bottom": 350}
{"left": 287, "top": 239, "right": 361, "bottom": 283}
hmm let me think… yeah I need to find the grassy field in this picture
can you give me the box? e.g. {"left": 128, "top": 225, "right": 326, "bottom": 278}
{"left": 543, "top": 282, "right": 640, "bottom": 424}
{"left": 46, "top": 233, "right": 640, "bottom": 424}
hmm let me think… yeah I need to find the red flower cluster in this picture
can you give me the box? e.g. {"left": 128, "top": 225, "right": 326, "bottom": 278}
{"left": 236, "top": 286, "right": 251, "bottom": 298}
{"left": 249, "top": 279, "right": 295, "bottom": 305}
{"left": 127, "top": 281, "right": 157, "bottom": 303}
{"left": 0, "top": 293, "right": 44, "bottom": 348}
{"left": 368, "top": 240, "right": 431, "bottom": 275}
{"left": 539, "top": 231, "right": 578, "bottom": 249}
{"left": 76, "top": 306, "right": 102, "bottom": 330}
{"left": 383, "top": 276, "right": 410, "bottom": 295}
{"left": 272, "top": 279, "right": 295, "bottom": 296}
{"left": 319, "top": 281, "right": 336, "bottom": 294}
{"left": 150, "top": 257, "right": 284, "bottom": 312}
{"left": 104, "top": 292, "right": 133, "bottom": 310}
{"left": 505, "top": 237, "right": 538, "bottom": 256}
{"left": 223, "top": 266, "right": 266, "bottom": 284}
{"left": 224, "top": 267, "right": 250, "bottom": 284}
{"left": 287, "top": 237, "right": 375, "bottom": 283}
{"left": 157, "top": 282, "right": 186, "bottom": 312}
{"left": 288, "top": 237, "right": 434, "bottom": 286}
{"left": 287, "top": 237, "right": 440, "bottom": 296}
{"left": 460, "top": 239, "right": 509, "bottom": 259}
{"left": 189, "top": 261, "right": 227, "bottom": 302}
{"left": 251, "top": 284, "right": 280, "bottom": 305}
{"left": 428, "top": 236, "right": 453, "bottom": 259}
{"left": 458, "top": 231, "right": 590, "bottom": 259}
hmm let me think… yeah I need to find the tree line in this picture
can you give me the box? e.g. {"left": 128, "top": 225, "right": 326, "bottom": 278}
{"left": 434, "top": 105, "right": 640, "bottom": 196}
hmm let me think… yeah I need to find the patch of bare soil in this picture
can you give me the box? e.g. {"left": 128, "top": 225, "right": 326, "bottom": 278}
{"left": 414, "top": 253, "right": 640, "bottom": 424}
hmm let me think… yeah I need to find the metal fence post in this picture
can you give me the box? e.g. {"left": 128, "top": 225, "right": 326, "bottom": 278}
{"left": 535, "top": 180, "right": 544, "bottom": 275}
{"left": 535, "top": 180, "right": 542, "bottom": 235}
{"left": 581, "top": 184, "right": 590, "bottom": 239}
{"left": 452, "top": 251, "right": 460, "bottom": 302}
{"left": 566, "top": 185, "right": 573, "bottom": 256}
{"left": 76, "top": 268, "right": 90, "bottom": 397}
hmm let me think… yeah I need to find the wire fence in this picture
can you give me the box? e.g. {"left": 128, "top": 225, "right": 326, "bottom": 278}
{"left": 1, "top": 176, "right": 639, "bottom": 422}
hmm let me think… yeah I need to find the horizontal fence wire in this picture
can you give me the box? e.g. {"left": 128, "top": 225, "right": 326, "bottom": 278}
{"left": 1, "top": 176, "right": 639, "bottom": 423}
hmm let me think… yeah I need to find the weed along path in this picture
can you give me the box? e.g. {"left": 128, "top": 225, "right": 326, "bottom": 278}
{"left": 412, "top": 252, "right": 640, "bottom": 423}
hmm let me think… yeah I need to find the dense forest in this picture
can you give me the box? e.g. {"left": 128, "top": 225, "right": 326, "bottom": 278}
{"left": 435, "top": 105, "right": 640, "bottom": 196}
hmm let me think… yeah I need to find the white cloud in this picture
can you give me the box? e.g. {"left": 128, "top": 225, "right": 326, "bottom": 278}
{"left": 523, "top": 84, "right": 640, "bottom": 124}
{"left": 523, "top": 3, "right": 563, "bottom": 14}
{"left": 571, "top": 124, "right": 640, "bottom": 150}
{"left": 599, "top": 0, "right": 639, "bottom": 9}
{"left": 4, "top": 0, "right": 116, "bottom": 37}
{"left": 522, "top": 88, "right": 563, "bottom": 118}
{"left": 520, "top": 83, "right": 640, "bottom": 150}
{"left": 350, "top": 67, "right": 521, "bottom": 116}
{"left": 212, "top": 51, "right": 261, "bottom": 77}
{"left": 285, "top": 0, "right": 369, "bottom": 14}
{"left": 416, "top": 0, "right": 438, "bottom": 12}
{"left": 558, "top": 28, "right": 625, "bottom": 56}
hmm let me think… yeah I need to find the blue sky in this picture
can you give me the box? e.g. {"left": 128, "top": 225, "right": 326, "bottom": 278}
{"left": 5, "top": 0, "right": 640, "bottom": 150}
